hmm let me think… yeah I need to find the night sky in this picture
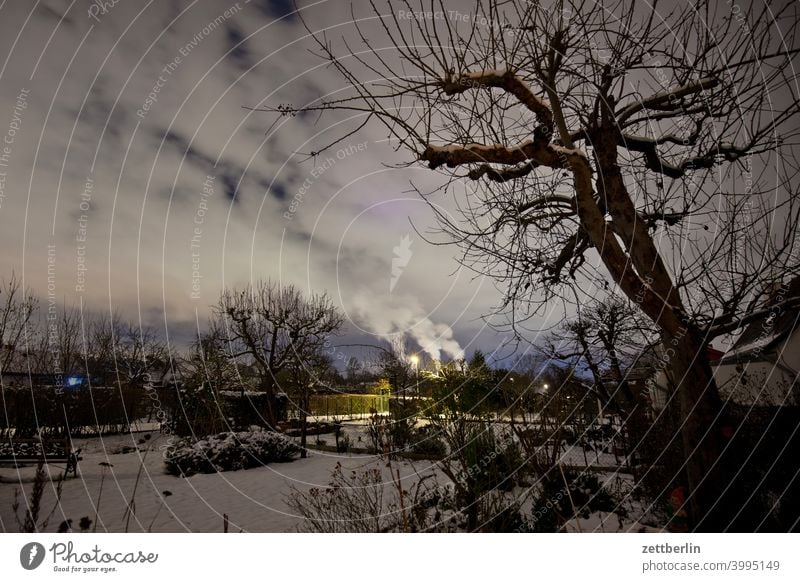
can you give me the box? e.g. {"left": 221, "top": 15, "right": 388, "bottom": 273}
{"left": 0, "top": 0, "right": 540, "bottom": 363}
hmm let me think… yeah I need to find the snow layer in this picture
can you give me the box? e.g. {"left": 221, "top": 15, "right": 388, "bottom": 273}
{"left": 0, "top": 432, "right": 431, "bottom": 533}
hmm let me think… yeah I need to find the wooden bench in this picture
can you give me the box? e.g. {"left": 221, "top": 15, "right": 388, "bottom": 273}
{"left": 0, "top": 438, "right": 82, "bottom": 477}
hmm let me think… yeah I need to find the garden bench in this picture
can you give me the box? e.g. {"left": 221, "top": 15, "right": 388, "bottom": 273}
{"left": 0, "top": 437, "right": 81, "bottom": 477}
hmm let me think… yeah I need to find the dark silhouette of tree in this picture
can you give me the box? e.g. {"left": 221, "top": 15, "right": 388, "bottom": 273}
{"left": 266, "top": 0, "right": 800, "bottom": 529}
{"left": 214, "top": 280, "right": 343, "bottom": 427}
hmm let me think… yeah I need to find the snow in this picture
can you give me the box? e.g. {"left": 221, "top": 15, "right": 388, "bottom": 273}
{"left": 458, "top": 70, "right": 551, "bottom": 110}
{"left": 425, "top": 141, "right": 585, "bottom": 161}
{"left": 562, "top": 511, "right": 663, "bottom": 533}
{"left": 724, "top": 332, "right": 778, "bottom": 357}
{"left": 0, "top": 432, "right": 433, "bottom": 533}
{"left": 463, "top": 68, "right": 511, "bottom": 79}
{"left": 551, "top": 144, "right": 588, "bottom": 159}
{"left": 1, "top": 422, "right": 651, "bottom": 533}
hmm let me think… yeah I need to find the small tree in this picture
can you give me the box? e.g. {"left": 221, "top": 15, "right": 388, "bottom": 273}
{"left": 376, "top": 349, "right": 414, "bottom": 400}
{"left": 0, "top": 273, "right": 37, "bottom": 377}
{"left": 85, "top": 312, "right": 169, "bottom": 389}
{"left": 426, "top": 361, "right": 524, "bottom": 531}
{"left": 178, "top": 323, "right": 239, "bottom": 436}
{"left": 214, "top": 280, "right": 343, "bottom": 428}
{"left": 286, "top": 348, "right": 334, "bottom": 458}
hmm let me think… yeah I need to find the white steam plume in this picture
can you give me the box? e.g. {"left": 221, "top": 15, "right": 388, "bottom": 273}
{"left": 350, "top": 291, "right": 464, "bottom": 361}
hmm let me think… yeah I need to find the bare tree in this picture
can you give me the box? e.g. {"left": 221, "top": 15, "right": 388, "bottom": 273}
{"left": 0, "top": 273, "right": 38, "bottom": 377}
{"left": 85, "top": 311, "right": 168, "bottom": 388}
{"left": 214, "top": 280, "right": 344, "bottom": 428}
{"left": 179, "top": 322, "right": 241, "bottom": 435}
{"left": 286, "top": 348, "right": 334, "bottom": 457}
{"left": 542, "top": 296, "right": 656, "bottom": 412}
{"left": 377, "top": 349, "right": 415, "bottom": 399}
{"left": 29, "top": 305, "right": 82, "bottom": 389}
{"left": 268, "top": 0, "right": 800, "bottom": 529}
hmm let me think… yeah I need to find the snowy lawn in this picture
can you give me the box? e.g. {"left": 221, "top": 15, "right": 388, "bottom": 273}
{"left": 0, "top": 432, "right": 437, "bottom": 533}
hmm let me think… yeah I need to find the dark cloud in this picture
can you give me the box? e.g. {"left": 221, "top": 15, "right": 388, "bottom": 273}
{"left": 253, "top": 0, "right": 298, "bottom": 21}
{"left": 267, "top": 180, "right": 289, "bottom": 201}
{"left": 225, "top": 25, "right": 253, "bottom": 70}
{"left": 162, "top": 130, "right": 217, "bottom": 170}
{"left": 39, "top": 2, "right": 73, "bottom": 25}
{"left": 221, "top": 172, "right": 239, "bottom": 201}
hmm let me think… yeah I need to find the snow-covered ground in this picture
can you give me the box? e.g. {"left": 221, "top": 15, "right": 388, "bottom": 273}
{"left": 0, "top": 432, "right": 436, "bottom": 533}
{"left": 1, "top": 426, "right": 655, "bottom": 533}
{"left": 312, "top": 420, "right": 624, "bottom": 468}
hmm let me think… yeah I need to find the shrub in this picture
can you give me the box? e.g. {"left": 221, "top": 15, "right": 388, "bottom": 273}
{"left": 409, "top": 427, "right": 447, "bottom": 458}
{"left": 288, "top": 462, "right": 387, "bottom": 532}
{"left": 529, "top": 471, "right": 617, "bottom": 532}
{"left": 387, "top": 399, "right": 418, "bottom": 450}
{"left": 336, "top": 432, "right": 351, "bottom": 453}
{"left": 1, "top": 385, "right": 151, "bottom": 437}
{"left": 287, "top": 461, "right": 442, "bottom": 532}
{"left": 169, "top": 383, "right": 229, "bottom": 437}
{"left": 164, "top": 431, "right": 300, "bottom": 476}
{"left": 428, "top": 418, "right": 524, "bottom": 531}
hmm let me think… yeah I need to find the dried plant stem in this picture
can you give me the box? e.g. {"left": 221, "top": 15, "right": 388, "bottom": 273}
{"left": 123, "top": 445, "right": 150, "bottom": 532}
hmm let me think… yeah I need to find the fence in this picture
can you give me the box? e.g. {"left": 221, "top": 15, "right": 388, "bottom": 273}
{"left": 302, "top": 394, "right": 390, "bottom": 419}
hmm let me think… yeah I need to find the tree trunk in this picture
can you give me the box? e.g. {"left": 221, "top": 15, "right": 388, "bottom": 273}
{"left": 300, "top": 392, "right": 308, "bottom": 459}
{"left": 574, "top": 130, "right": 730, "bottom": 527}
{"left": 664, "top": 327, "right": 727, "bottom": 531}
{"left": 260, "top": 379, "right": 277, "bottom": 430}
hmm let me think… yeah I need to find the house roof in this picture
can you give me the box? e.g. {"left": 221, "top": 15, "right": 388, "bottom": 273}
{"left": 720, "top": 277, "right": 800, "bottom": 364}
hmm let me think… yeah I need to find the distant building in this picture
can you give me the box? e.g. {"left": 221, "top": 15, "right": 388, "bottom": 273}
{"left": 648, "top": 279, "right": 800, "bottom": 409}
{"left": 713, "top": 280, "right": 800, "bottom": 407}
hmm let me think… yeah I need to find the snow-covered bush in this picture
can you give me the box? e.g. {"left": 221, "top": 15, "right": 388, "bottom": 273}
{"left": 409, "top": 428, "right": 447, "bottom": 458}
{"left": 529, "top": 471, "right": 617, "bottom": 532}
{"left": 164, "top": 431, "right": 300, "bottom": 476}
{"left": 287, "top": 461, "right": 443, "bottom": 532}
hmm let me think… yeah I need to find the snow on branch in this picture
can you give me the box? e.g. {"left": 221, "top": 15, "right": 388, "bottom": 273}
{"left": 705, "top": 296, "right": 800, "bottom": 339}
{"left": 420, "top": 140, "right": 568, "bottom": 171}
{"left": 621, "top": 133, "right": 751, "bottom": 179}
{"left": 615, "top": 77, "right": 720, "bottom": 126}
{"left": 439, "top": 69, "right": 553, "bottom": 136}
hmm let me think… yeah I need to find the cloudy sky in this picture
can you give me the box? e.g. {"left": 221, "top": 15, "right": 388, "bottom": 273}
{"left": 0, "top": 0, "right": 556, "bottom": 363}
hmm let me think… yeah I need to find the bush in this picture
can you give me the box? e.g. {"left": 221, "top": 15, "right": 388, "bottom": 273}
{"left": 409, "top": 427, "right": 447, "bottom": 458}
{"left": 169, "top": 383, "right": 229, "bottom": 438}
{"left": 387, "top": 399, "right": 419, "bottom": 449}
{"left": 462, "top": 429, "right": 522, "bottom": 493}
{"left": 287, "top": 461, "right": 442, "bottom": 532}
{"left": 164, "top": 431, "right": 300, "bottom": 476}
{"left": 1, "top": 385, "right": 151, "bottom": 437}
{"left": 430, "top": 419, "right": 524, "bottom": 531}
{"left": 529, "top": 471, "right": 617, "bottom": 532}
